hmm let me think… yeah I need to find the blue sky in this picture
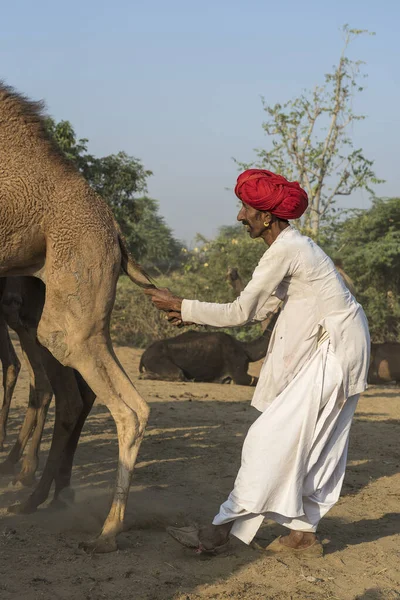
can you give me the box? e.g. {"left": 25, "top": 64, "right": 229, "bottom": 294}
{"left": 1, "top": 0, "right": 399, "bottom": 243}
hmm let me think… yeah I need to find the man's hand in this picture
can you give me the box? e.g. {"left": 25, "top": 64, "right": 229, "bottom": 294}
{"left": 144, "top": 288, "right": 194, "bottom": 327}
{"left": 144, "top": 287, "right": 183, "bottom": 312}
{"left": 165, "top": 310, "right": 194, "bottom": 328}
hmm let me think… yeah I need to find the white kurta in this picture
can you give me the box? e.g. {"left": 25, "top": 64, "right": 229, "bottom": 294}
{"left": 181, "top": 226, "right": 370, "bottom": 541}
{"left": 182, "top": 226, "right": 370, "bottom": 412}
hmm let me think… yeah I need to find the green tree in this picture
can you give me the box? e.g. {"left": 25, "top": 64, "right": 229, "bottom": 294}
{"left": 238, "top": 25, "right": 383, "bottom": 238}
{"left": 44, "top": 118, "right": 96, "bottom": 178}
{"left": 180, "top": 226, "right": 263, "bottom": 300}
{"left": 128, "top": 196, "right": 184, "bottom": 270}
{"left": 336, "top": 198, "right": 400, "bottom": 342}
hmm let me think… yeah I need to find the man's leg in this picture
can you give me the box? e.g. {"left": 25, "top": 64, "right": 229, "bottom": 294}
{"left": 267, "top": 393, "right": 359, "bottom": 549}
{"left": 169, "top": 344, "right": 358, "bottom": 553}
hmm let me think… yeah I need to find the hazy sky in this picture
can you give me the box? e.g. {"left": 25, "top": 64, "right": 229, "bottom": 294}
{"left": 1, "top": 0, "right": 399, "bottom": 244}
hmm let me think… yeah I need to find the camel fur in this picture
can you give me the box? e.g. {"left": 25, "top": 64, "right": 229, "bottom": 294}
{"left": 0, "top": 82, "right": 155, "bottom": 553}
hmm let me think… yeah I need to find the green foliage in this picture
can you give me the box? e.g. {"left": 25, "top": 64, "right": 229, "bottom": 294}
{"left": 128, "top": 197, "right": 184, "bottom": 271}
{"left": 111, "top": 276, "right": 176, "bottom": 347}
{"left": 45, "top": 117, "right": 183, "bottom": 270}
{"left": 336, "top": 198, "right": 400, "bottom": 341}
{"left": 45, "top": 118, "right": 94, "bottom": 174}
{"left": 237, "top": 25, "right": 383, "bottom": 238}
{"left": 173, "top": 224, "right": 266, "bottom": 342}
{"left": 182, "top": 225, "right": 265, "bottom": 301}
{"left": 111, "top": 223, "right": 268, "bottom": 346}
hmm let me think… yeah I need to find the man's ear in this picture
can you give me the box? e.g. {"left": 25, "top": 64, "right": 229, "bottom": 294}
{"left": 261, "top": 211, "right": 272, "bottom": 225}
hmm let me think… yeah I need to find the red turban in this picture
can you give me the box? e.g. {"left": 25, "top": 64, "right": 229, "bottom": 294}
{"left": 235, "top": 169, "right": 308, "bottom": 220}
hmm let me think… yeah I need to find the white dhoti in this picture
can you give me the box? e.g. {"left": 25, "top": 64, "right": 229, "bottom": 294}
{"left": 212, "top": 340, "right": 359, "bottom": 544}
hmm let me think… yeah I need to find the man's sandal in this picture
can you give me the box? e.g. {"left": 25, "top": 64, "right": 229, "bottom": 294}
{"left": 252, "top": 535, "right": 324, "bottom": 557}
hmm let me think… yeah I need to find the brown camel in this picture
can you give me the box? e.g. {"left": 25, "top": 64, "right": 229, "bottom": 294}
{"left": 139, "top": 268, "right": 280, "bottom": 384}
{"left": 0, "top": 277, "right": 54, "bottom": 487}
{"left": 0, "top": 82, "right": 156, "bottom": 553}
{"left": 0, "top": 281, "right": 21, "bottom": 451}
{"left": 139, "top": 311, "right": 279, "bottom": 385}
{"left": 368, "top": 342, "right": 400, "bottom": 384}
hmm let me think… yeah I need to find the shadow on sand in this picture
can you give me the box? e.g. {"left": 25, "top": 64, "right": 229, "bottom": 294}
{"left": 0, "top": 386, "right": 399, "bottom": 600}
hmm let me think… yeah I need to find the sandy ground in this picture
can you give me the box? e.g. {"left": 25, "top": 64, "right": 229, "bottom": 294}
{"left": 0, "top": 339, "right": 399, "bottom": 600}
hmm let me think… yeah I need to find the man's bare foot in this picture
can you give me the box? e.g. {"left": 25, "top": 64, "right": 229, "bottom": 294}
{"left": 279, "top": 531, "right": 317, "bottom": 549}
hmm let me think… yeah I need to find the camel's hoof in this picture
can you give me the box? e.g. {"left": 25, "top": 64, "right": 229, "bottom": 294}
{"left": 79, "top": 536, "right": 118, "bottom": 554}
{"left": 0, "top": 460, "right": 15, "bottom": 476}
{"left": 12, "top": 472, "right": 37, "bottom": 488}
{"left": 7, "top": 500, "right": 38, "bottom": 515}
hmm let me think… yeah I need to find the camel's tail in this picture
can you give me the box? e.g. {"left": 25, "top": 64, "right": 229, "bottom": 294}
{"left": 118, "top": 233, "right": 157, "bottom": 290}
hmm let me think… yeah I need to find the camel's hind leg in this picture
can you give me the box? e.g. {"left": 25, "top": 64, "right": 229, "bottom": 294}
{"left": 0, "top": 327, "right": 53, "bottom": 486}
{"left": 0, "top": 315, "right": 21, "bottom": 451}
{"left": 0, "top": 277, "right": 52, "bottom": 484}
{"left": 52, "top": 373, "right": 95, "bottom": 507}
{"left": 72, "top": 339, "right": 149, "bottom": 553}
{"left": 35, "top": 264, "right": 149, "bottom": 553}
{"left": 8, "top": 350, "right": 84, "bottom": 514}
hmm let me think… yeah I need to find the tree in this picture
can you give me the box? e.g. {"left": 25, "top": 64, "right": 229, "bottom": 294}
{"left": 336, "top": 198, "right": 400, "bottom": 342}
{"left": 44, "top": 118, "right": 97, "bottom": 179}
{"left": 238, "top": 25, "right": 383, "bottom": 238}
{"left": 182, "top": 226, "right": 261, "bottom": 297}
{"left": 45, "top": 118, "right": 183, "bottom": 270}
{"left": 127, "top": 196, "right": 184, "bottom": 271}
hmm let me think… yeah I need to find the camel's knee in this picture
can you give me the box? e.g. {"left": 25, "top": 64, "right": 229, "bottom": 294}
{"left": 115, "top": 396, "right": 150, "bottom": 444}
{"left": 130, "top": 399, "right": 150, "bottom": 438}
{"left": 140, "top": 401, "right": 150, "bottom": 430}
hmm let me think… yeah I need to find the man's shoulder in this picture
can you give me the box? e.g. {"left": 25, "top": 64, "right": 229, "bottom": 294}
{"left": 274, "top": 227, "right": 306, "bottom": 252}
{"left": 258, "top": 230, "right": 301, "bottom": 264}
{"left": 279, "top": 228, "right": 320, "bottom": 251}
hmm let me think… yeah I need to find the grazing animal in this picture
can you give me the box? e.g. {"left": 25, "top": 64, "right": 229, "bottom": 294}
{"left": 368, "top": 342, "right": 400, "bottom": 384}
{"left": 139, "top": 312, "right": 279, "bottom": 385}
{"left": 0, "top": 82, "right": 156, "bottom": 553}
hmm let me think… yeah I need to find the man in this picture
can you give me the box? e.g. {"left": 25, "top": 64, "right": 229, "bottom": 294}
{"left": 145, "top": 169, "right": 370, "bottom": 555}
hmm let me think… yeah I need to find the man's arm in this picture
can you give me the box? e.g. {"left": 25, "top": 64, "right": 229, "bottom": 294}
{"left": 180, "top": 246, "right": 295, "bottom": 328}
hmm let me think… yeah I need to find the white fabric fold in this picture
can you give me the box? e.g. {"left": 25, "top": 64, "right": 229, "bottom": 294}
{"left": 212, "top": 341, "right": 359, "bottom": 543}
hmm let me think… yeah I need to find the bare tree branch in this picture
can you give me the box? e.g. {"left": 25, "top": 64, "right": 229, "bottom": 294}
{"left": 238, "top": 25, "right": 382, "bottom": 238}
